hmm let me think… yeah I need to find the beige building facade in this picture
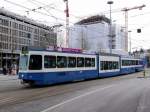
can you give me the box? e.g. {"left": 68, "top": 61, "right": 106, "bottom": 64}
{"left": 0, "top": 9, "right": 57, "bottom": 72}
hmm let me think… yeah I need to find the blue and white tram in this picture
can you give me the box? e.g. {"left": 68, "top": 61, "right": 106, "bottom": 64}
{"left": 18, "top": 48, "right": 144, "bottom": 86}
{"left": 136, "top": 59, "right": 144, "bottom": 71}
{"left": 99, "top": 54, "right": 120, "bottom": 77}
{"left": 19, "top": 50, "right": 98, "bottom": 85}
{"left": 120, "top": 57, "right": 143, "bottom": 74}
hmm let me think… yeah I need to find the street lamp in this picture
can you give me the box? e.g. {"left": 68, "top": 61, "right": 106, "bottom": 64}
{"left": 107, "top": 1, "right": 113, "bottom": 54}
{"left": 128, "top": 30, "right": 132, "bottom": 54}
{"left": 0, "top": 44, "right": 2, "bottom": 72}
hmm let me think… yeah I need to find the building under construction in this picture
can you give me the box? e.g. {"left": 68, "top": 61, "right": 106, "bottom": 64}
{"left": 68, "top": 15, "right": 126, "bottom": 54}
{"left": 75, "top": 15, "right": 110, "bottom": 25}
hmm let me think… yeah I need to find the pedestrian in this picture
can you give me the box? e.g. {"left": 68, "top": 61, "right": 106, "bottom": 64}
{"left": 8, "top": 67, "right": 12, "bottom": 75}
{"left": 2, "top": 66, "right": 7, "bottom": 75}
{"left": 17, "top": 65, "right": 19, "bottom": 74}
{"left": 10, "top": 63, "right": 17, "bottom": 75}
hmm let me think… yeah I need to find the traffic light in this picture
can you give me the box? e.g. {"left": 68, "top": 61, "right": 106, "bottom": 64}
{"left": 137, "top": 29, "right": 141, "bottom": 33}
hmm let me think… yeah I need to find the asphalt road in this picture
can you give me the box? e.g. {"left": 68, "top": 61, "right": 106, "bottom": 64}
{"left": 40, "top": 77, "right": 150, "bottom": 112}
{"left": 0, "top": 72, "right": 150, "bottom": 112}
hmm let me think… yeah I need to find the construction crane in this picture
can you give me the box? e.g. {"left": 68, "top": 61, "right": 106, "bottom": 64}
{"left": 63, "top": 0, "right": 69, "bottom": 48}
{"left": 121, "top": 4, "right": 146, "bottom": 52}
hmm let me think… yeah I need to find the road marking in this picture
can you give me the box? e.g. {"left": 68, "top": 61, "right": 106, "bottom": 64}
{"left": 41, "top": 84, "right": 115, "bottom": 112}
{"left": 0, "top": 97, "right": 16, "bottom": 105}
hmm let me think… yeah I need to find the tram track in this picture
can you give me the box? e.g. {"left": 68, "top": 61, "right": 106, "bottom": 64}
{"left": 0, "top": 83, "right": 90, "bottom": 108}
{"left": 0, "top": 72, "right": 143, "bottom": 109}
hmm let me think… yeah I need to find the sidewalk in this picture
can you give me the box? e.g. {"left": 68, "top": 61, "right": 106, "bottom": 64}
{"left": 0, "top": 74, "right": 18, "bottom": 81}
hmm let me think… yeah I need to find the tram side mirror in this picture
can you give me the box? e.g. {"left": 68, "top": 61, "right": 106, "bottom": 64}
{"left": 21, "top": 46, "right": 28, "bottom": 55}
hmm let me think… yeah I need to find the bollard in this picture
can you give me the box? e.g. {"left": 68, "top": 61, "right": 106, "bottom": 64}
{"left": 143, "top": 69, "right": 146, "bottom": 78}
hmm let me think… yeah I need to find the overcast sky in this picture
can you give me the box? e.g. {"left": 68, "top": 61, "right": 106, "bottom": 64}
{"left": 0, "top": 0, "right": 150, "bottom": 51}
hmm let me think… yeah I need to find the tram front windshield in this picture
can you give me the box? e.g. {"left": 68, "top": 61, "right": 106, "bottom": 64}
{"left": 19, "top": 55, "right": 28, "bottom": 70}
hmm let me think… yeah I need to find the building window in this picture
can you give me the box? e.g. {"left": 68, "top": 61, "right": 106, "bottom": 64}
{"left": 1, "top": 19, "right": 9, "bottom": 26}
{"left": 12, "top": 30, "right": 18, "bottom": 36}
{"left": 19, "top": 24, "right": 23, "bottom": 30}
{"left": 0, "top": 19, "right": 2, "bottom": 24}
{"left": 1, "top": 27, "right": 9, "bottom": 34}
{"left": 12, "top": 22, "right": 18, "bottom": 29}
{"left": 27, "top": 33, "right": 31, "bottom": 38}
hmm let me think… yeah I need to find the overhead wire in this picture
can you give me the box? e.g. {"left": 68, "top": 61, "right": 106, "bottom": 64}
{"left": 4, "top": 0, "right": 73, "bottom": 24}
{"left": 27, "top": 0, "right": 82, "bottom": 19}
{"left": 131, "top": 11, "right": 150, "bottom": 18}
{"left": 130, "top": 38, "right": 150, "bottom": 49}
{"left": 26, "top": 0, "right": 59, "bottom": 21}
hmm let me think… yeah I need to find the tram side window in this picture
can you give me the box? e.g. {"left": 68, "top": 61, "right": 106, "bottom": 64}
{"left": 127, "top": 60, "right": 130, "bottom": 66}
{"left": 101, "top": 61, "right": 119, "bottom": 70}
{"left": 91, "top": 58, "right": 95, "bottom": 67}
{"left": 130, "top": 60, "right": 132, "bottom": 65}
{"left": 68, "top": 57, "right": 76, "bottom": 68}
{"left": 44, "top": 55, "right": 56, "bottom": 68}
{"left": 57, "top": 56, "right": 67, "bottom": 68}
{"left": 136, "top": 60, "right": 139, "bottom": 65}
{"left": 135, "top": 60, "right": 137, "bottom": 65}
{"left": 108, "top": 61, "right": 117, "bottom": 70}
{"left": 132, "top": 60, "right": 135, "bottom": 65}
{"left": 109, "top": 61, "right": 113, "bottom": 70}
{"left": 114, "top": 62, "right": 119, "bottom": 69}
{"left": 132, "top": 60, "right": 134, "bottom": 65}
{"left": 122, "top": 60, "right": 128, "bottom": 66}
{"left": 122, "top": 60, "right": 138, "bottom": 66}
{"left": 85, "top": 58, "right": 91, "bottom": 67}
{"left": 122, "top": 60, "right": 124, "bottom": 66}
{"left": 134, "top": 60, "right": 136, "bottom": 65}
{"left": 128, "top": 60, "right": 131, "bottom": 66}
{"left": 116, "top": 62, "right": 119, "bottom": 69}
{"left": 104, "top": 61, "right": 108, "bottom": 70}
{"left": 29, "top": 55, "right": 42, "bottom": 70}
{"left": 112, "top": 61, "right": 116, "bottom": 69}
{"left": 112, "top": 62, "right": 115, "bottom": 69}
{"left": 77, "top": 57, "right": 84, "bottom": 67}
{"left": 100, "top": 61, "right": 104, "bottom": 70}
{"left": 126, "top": 60, "right": 128, "bottom": 66}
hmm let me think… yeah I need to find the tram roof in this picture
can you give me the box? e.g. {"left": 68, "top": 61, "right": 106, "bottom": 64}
{"left": 22, "top": 46, "right": 140, "bottom": 58}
